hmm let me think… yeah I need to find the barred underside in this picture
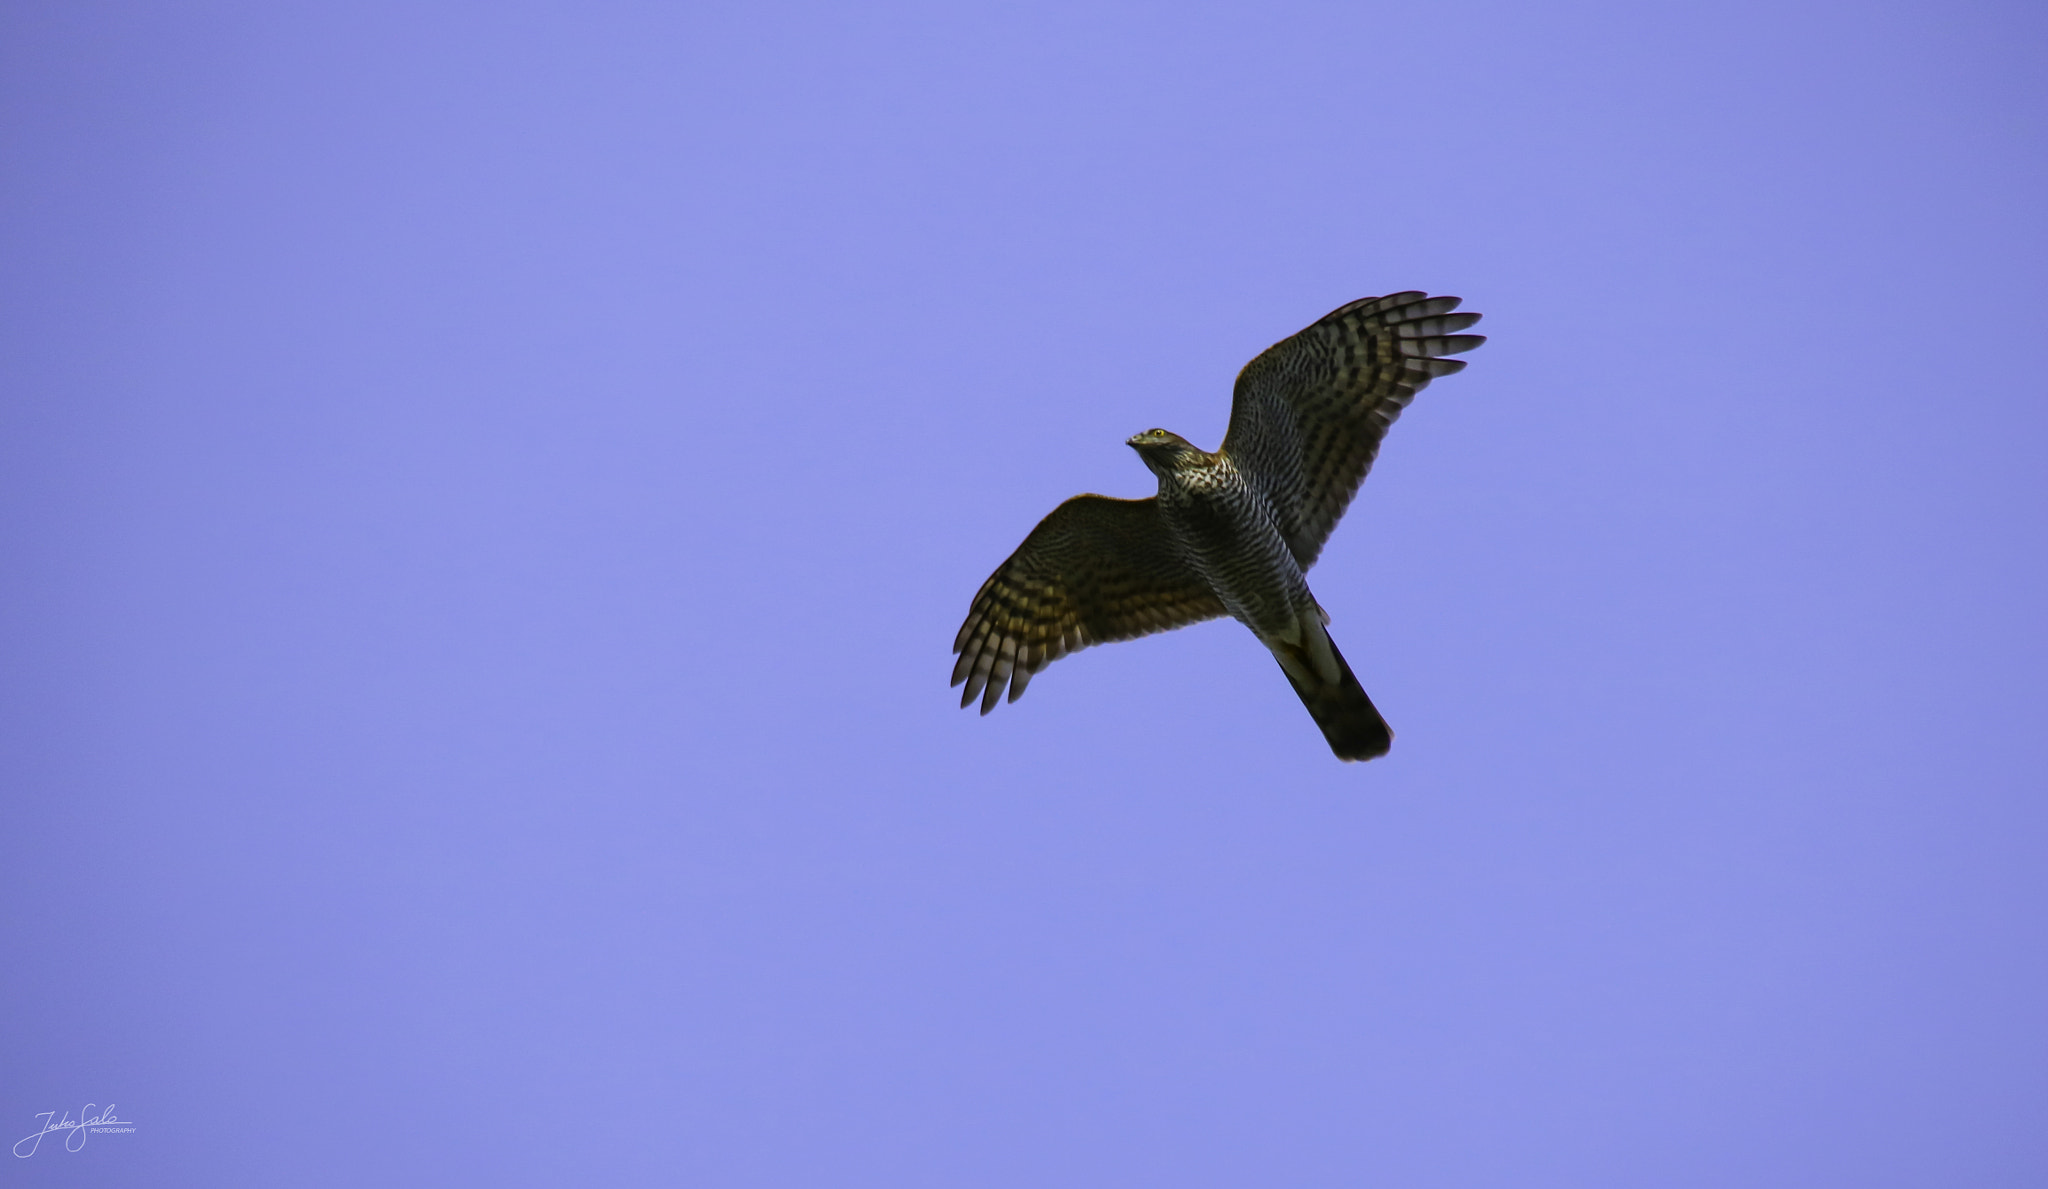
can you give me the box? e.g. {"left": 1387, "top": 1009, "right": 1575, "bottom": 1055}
{"left": 1153, "top": 454, "right": 1311, "bottom": 643}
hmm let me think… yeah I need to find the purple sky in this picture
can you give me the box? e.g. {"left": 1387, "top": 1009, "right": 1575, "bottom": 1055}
{"left": 4, "top": 2, "right": 2045, "bottom": 1185}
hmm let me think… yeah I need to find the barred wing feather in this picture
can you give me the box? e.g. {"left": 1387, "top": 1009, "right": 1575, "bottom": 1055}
{"left": 951, "top": 495, "right": 1226, "bottom": 714}
{"left": 1222, "top": 292, "right": 1484, "bottom": 567}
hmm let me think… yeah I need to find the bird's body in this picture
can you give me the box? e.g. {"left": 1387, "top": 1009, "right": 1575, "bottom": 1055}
{"left": 1138, "top": 435, "right": 1393, "bottom": 760}
{"left": 952, "top": 292, "right": 1484, "bottom": 761}
{"left": 1147, "top": 446, "right": 1306, "bottom": 638}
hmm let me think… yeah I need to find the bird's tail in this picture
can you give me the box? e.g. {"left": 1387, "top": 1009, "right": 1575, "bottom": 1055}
{"left": 1273, "top": 624, "right": 1393, "bottom": 762}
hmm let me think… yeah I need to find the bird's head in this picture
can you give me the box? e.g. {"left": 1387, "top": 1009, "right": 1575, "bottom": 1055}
{"left": 1127, "top": 428, "right": 1204, "bottom": 477}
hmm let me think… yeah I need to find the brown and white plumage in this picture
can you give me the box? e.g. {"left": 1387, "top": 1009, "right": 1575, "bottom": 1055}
{"left": 951, "top": 495, "right": 1226, "bottom": 714}
{"left": 952, "top": 292, "right": 1484, "bottom": 760}
{"left": 1225, "top": 291, "right": 1484, "bottom": 568}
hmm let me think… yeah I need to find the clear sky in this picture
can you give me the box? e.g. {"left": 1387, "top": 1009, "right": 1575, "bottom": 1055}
{"left": 3, "top": 2, "right": 2044, "bottom": 1185}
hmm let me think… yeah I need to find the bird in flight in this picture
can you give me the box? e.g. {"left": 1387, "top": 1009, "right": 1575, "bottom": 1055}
{"left": 950, "top": 292, "right": 1484, "bottom": 761}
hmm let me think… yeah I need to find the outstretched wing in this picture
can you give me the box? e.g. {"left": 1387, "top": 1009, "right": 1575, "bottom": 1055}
{"left": 952, "top": 494, "right": 1226, "bottom": 714}
{"left": 1222, "top": 292, "right": 1484, "bottom": 567}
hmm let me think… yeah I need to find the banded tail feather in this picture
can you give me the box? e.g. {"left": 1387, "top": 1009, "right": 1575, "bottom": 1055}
{"left": 1274, "top": 630, "right": 1392, "bottom": 762}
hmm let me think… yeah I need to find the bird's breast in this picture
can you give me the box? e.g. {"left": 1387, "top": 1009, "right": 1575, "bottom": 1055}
{"left": 1159, "top": 471, "right": 1307, "bottom": 635}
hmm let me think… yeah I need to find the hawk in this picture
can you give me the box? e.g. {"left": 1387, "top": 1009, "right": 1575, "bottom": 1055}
{"left": 951, "top": 292, "right": 1484, "bottom": 761}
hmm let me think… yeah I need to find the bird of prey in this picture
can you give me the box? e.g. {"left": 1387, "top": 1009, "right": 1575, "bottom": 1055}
{"left": 950, "top": 292, "right": 1484, "bottom": 761}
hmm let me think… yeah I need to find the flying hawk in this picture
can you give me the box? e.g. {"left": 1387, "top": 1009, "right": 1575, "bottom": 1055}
{"left": 951, "top": 292, "right": 1484, "bottom": 761}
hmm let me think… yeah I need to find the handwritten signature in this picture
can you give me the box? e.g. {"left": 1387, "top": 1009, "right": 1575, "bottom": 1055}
{"left": 13, "top": 1105, "right": 135, "bottom": 1157}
